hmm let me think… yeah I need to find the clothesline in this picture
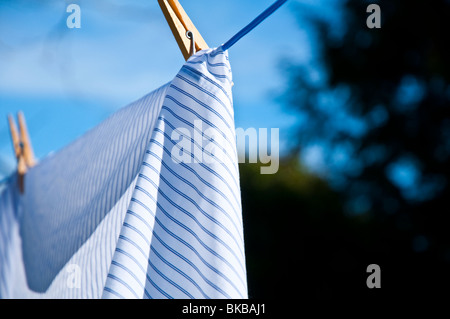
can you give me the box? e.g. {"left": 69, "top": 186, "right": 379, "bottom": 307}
{"left": 221, "top": 0, "right": 288, "bottom": 51}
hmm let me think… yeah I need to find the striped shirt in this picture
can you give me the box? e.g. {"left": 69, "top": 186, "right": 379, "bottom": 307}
{"left": 0, "top": 47, "right": 247, "bottom": 299}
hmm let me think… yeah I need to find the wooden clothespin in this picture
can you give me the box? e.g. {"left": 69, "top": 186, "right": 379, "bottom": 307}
{"left": 7, "top": 112, "right": 36, "bottom": 194}
{"left": 158, "top": 0, "right": 208, "bottom": 60}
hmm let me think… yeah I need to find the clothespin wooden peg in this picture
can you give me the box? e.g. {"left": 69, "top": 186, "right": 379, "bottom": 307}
{"left": 158, "top": 0, "right": 208, "bottom": 60}
{"left": 7, "top": 111, "right": 36, "bottom": 193}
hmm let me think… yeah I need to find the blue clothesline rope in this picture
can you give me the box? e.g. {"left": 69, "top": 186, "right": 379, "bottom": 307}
{"left": 221, "top": 0, "right": 288, "bottom": 51}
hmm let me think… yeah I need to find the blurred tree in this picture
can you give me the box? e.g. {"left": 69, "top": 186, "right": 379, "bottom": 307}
{"left": 240, "top": 159, "right": 389, "bottom": 300}
{"left": 241, "top": 0, "right": 450, "bottom": 300}
{"left": 286, "top": 0, "right": 450, "bottom": 263}
{"left": 288, "top": 0, "right": 450, "bottom": 208}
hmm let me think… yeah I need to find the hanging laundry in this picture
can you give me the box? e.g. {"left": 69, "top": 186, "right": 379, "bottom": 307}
{"left": 0, "top": 47, "right": 247, "bottom": 299}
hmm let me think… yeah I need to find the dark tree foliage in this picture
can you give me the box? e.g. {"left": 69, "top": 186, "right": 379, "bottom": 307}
{"left": 241, "top": 0, "right": 450, "bottom": 301}
{"left": 288, "top": 0, "right": 450, "bottom": 282}
{"left": 240, "top": 160, "right": 377, "bottom": 300}
{"left": 288, "top": 0, "right": 450, "bottom": 212}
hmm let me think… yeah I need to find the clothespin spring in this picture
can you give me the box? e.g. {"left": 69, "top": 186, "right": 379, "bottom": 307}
{"left": 186, "top": 30, "right": 195, "bottom": 57}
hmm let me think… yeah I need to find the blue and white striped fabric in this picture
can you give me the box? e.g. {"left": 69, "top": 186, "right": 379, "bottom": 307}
{"left": 103, "top": 47, "right": 247, "bottom": 299}
{"left": 0, "top": 84, "right": 169, "bottom": 298}
{"left": 0, "top": 47, "right": 247, "bottom": 299}
{"left": 0, "top": 178, "right": 20, "bottom": 298}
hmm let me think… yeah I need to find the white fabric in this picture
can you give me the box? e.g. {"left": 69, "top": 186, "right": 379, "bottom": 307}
{"left": 0, "top": 47, "right": 247, "bottom": 299}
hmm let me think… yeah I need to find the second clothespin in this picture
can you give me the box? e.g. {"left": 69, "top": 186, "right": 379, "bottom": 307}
{"left": 158, "top": 0, "right": 208, "bottom": 60}
{"left": 8, "top": 112, "right": 36, "bottom": 194}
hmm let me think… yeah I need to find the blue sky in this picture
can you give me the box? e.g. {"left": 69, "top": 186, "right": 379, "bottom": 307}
{"left": 0, "top": 0, "right": 342, "bottom": 180}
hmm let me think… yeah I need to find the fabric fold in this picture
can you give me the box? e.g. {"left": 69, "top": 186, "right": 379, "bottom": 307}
{"left": 0, "top": 47, "right": 247, "bottom": 299}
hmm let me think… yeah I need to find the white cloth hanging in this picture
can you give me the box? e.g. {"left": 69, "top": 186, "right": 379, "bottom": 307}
{"left": 0, "top": 47, "right": 247, "bottom": 299}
